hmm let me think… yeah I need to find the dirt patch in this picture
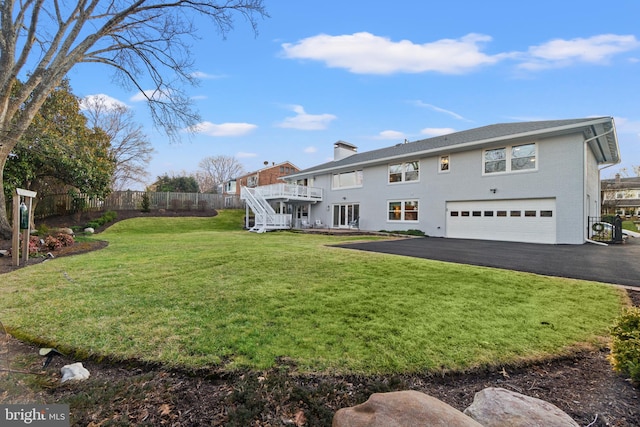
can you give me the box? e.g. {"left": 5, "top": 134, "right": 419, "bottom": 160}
{"left": 1, "top": 210, "right": 639, "bottom": 426}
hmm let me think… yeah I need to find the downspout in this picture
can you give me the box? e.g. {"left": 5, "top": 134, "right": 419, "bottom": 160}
{"left": 583, "top": 127, "right": 616, "bottom": 244}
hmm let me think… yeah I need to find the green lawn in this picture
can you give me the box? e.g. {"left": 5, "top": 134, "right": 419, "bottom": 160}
{"left": 0, "top": 210, "right": 626, "bottom": 374}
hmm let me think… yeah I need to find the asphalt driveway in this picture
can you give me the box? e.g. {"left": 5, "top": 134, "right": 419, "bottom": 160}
{"left": 336, "top": 236, "right": 640, "bottom": 288}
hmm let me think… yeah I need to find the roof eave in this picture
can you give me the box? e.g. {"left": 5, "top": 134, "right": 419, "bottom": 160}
{"left": 287, "top": 117, "right": 621, "bottom": 178}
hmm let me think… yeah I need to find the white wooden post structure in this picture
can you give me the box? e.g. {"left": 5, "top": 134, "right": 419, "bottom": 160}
{"left": 12, "top": 188, "right": 37, "bottom": 266}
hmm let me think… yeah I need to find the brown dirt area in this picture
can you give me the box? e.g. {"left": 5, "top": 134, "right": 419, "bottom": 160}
{"left": 1, "top": 210, "right": 639, "bottom": 426}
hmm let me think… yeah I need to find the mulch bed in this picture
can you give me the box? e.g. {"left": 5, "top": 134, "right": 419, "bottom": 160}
{"left": 1, "top": 210, "right": 639, "bottom": 426}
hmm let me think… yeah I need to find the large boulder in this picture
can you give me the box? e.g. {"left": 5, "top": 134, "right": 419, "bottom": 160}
{"left": 463, "top": 387, "right": 579, "bottom": 427}
{"left": 332, "top": 390, "right": 483, "bottom": 427}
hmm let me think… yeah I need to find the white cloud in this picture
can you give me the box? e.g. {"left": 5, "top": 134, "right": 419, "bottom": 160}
{"left": 411, "top": 101, "right": 467, "bottom": 121}
{"left": 281, "top": 32, "right": 504, "bottom": 75}
{"left": 237, "top": 152, "right": 258, "bottom": 158}
{"left": 190, "top": 71, "right": 226, "bottom": 79}
{"left": 282, "top": 32, "right": 639, "bottom": 75}
{"left": 377, "top": 130, "right": 405, "bottom": 140}
{"left": 614, "top": 117, "right": 640, "bottom": 135}
{"left": 187, "top": 121, "right": 257, "bottom": 136}
{"left": 519, "top": 34, "right": 640, "bottom": 70}
{"left": 304, "top": 146, "right": 317, "bottom": 153}
{"left": 277, "top": 105, "right": 336, "bottom": 130}
{"left": 421, "top": 127, "right": 456, "bottom": 137}
{"left": 80, "top": 94, "right": 128, "bottom": 110}
{"left": 130, "top": 89, "right": 171, "bottom": 102}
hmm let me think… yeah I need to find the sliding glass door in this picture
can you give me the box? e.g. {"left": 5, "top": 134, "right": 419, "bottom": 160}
{"left": 332, "top": 203, "right": 359, "bottom": 228}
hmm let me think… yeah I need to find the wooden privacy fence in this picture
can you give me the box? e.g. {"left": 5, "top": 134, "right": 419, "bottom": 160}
{"left": 34, "top": 191, "right": 244, "bottom": 219}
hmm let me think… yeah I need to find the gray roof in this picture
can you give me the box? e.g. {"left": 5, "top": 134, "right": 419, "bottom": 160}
{"left": 288, "top": 117, "right": 619, "bottom": 178}
{"left": 602, "top": 176, "right": 640, "bottom": 190}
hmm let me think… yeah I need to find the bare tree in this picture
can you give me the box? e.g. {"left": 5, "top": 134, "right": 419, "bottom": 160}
{"left": 82, "top": 95, "right": 154, "bottom": 190}
{"left": 0, "top": 0, "right": 267, "bottom": 238}
{"left": 196, "top": 155, "right": 245, "bottom": 193}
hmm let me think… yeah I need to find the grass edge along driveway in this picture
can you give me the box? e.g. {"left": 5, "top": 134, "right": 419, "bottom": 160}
{"left": 0, "top": 210, "right": 627, "bottom": 375}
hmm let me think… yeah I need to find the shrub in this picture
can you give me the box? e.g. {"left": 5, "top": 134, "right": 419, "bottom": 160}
{"left": 85, "top": 211, "right": 117, "bottom": 230}
{"left": 405, "top": 229, "right": 426, "bottom": 236}
{"left": 378, "top": 229, "right": 425, "bottom": 236}
{"left": 609, "top": 306, "right": 640, "bottom": 385}
{"left": 28, "top": 236, "right": 42, "bottom": 255}
{"left": 170, "top": 198, "right": 181, "bottom": 212}
{"left": 183, "top": 199, "right": 194, "bottom": 211}
{"left": 44, "top": 235, "right": 63, "bottom": 251}
{"left": 36, "top": 224, "right": 50, "bottom": 235}
{"left": 38, "top": 233, "right": 75, "bottom": 251}
{"left": 103, "top": 210, "right": 117, "bottom": 222}
{"left": 141, "top": 193, "right": 151, "bottom": 212}
{"left": 56, "top": 233, "right": 75, "bottom": 247}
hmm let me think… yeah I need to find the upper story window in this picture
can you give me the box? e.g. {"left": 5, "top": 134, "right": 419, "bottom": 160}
{"left": 484, "top": 143, "right": 536, "bottom": 175}
{"left": 389, "top": 161, "right": 419, "bottom": 183}
{"left": 332, "top": 170, "right": 363, "bottom": 189}
{"left": 614, "top": 190, "right": 640, "bottom": 199}
{"left": 439, "top": 155, "right": 450, "bottom": 173}
{"left": 247, "top": 175, "right": 258, "bottom": 187}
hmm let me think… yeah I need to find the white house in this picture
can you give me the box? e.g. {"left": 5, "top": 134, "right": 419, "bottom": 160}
{"left": 601, "top": 174, "right": 640, "bottom": 218}
{"left": 241, "top": 117, "right": 620, "bottom": 244}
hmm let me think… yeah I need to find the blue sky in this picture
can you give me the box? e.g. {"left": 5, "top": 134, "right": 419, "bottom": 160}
{"left": 69, "top": 0, "right": 640, "bottom": 188}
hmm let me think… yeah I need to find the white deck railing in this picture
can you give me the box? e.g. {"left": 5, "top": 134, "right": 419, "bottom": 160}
{"left": 254, "top": 183, "right": 323, "bottom": 201}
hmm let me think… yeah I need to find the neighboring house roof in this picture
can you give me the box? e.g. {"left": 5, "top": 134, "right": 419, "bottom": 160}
{"left": 287, "top": 117, "right": 619, "bottom": 179}
{"left": 602, "top": 176, "right": 640, "bottom": 190}
{"left": 602, "top": 177, "right": 640, "bottom": 208}
{"left": 235, "top": 161, "right": 299, "bottom": 181}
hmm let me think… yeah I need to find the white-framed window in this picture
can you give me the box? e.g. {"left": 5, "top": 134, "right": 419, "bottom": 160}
{"left": 332, "top": 170, "right": 363, "bottom": 189}
{"left": 439, "top": 155, "right": 450, "bottom": 173}
{"left": 247, "top": 175, "right": 258, "bottom": 187}
{"left": 483, "top": 143, "right": 537, "bottom": 175}
{"left": 388, "top": 161, "right": 419, "bottom": 183}
{"left": 388, "top": 200, "right": 419, "bottom": 222}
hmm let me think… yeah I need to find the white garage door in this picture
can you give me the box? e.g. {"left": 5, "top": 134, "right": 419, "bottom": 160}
{"left": 446, "top": 199, "right": 556, "bottom": 244}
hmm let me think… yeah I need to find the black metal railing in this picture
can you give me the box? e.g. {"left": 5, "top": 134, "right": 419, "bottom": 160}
{"left": 588, "top": 216, "right": 623, "bottom": 243}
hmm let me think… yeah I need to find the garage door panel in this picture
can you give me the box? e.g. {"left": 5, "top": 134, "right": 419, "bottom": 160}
{"left": 446, "top": 199, "right": 556, "bottom": 244}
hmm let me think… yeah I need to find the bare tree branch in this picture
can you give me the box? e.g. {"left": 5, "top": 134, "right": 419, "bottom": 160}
{"left": 0, "top": 0, "right": 268, "bottom": 238}
{"left": 196, "top": 155, "right": 245, "bottom": 193}
{"left": 82, "top": 95, "right": 155, "bottom": 190}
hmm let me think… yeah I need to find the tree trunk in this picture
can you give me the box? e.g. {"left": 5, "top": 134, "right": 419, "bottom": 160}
{"left": 0, "top": 155, "right": 12, "bottom": 240}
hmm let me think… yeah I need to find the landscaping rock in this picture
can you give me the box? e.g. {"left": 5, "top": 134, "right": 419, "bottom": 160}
{"left": 57, "top": 227, "right": 74, "bottom": 235}
{"left": 463, "top": 387, "right": 580, "bottom": 427}
{"left": 332, "top": 390, "right": 483, "bottom": 427}
{"left": 60, "top": 362, "right": 90, "bottom": 383}
{"left": 84, "top": 227, "right": 95, "bottom": 234}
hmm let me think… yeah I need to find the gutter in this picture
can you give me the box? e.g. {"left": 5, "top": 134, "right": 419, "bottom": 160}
{"left": 586, "top": 239, "right": 608, "bottom": 246}
{"left": 582, "top": 125, "right": 618, "bottom": 244}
